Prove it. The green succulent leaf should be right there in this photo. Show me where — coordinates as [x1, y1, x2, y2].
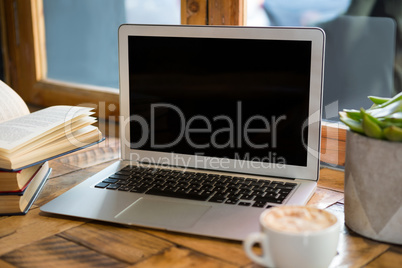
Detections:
[340, 117, 364, 134]
[383, 125, 402, 141]
[368, 95, 390, 105]
[341, 94, 402, 141]
[361, 109, 383, 139]
[343, 109, 362, 121]
[368, 99, 402, 118]
[383, 111, 402, 123]
[373, 91, 402, 109]
[339, 112, 364, 134]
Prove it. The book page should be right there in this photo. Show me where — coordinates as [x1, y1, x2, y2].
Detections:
[7, 116, 97, 157]
[0, 80, 30, 123]
[0, 106, 93, 152]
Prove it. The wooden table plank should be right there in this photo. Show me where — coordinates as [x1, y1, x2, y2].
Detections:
[366, 247, 402, 267]
[0, 208, 87, 256]
[1, 235, 126, 268]
[141, 229, 251, 266]
[0, 259, 16, 268]
[37, 160, 118, 207]
[318, 168, 345, 192]
[47, 160, 81, 178]
[131, 246, 239, 268]
[59, 223, 174, 264]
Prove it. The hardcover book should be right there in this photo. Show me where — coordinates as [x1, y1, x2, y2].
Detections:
[0, 162, 51, 215]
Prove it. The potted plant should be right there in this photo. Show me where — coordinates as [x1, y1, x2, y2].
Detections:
[340, 93, 402, 245]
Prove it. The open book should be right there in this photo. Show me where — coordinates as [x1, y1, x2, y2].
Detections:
[0, 80, 103, 171]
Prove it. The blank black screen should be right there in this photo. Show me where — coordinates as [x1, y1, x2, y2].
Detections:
[128, 35, 311, 166]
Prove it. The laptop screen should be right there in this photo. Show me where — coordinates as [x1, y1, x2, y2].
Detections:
[128, 35, 311, 167]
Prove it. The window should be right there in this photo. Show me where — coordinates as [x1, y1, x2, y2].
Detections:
[43, 0, 180, 90]
[247, 0, 398, 114]
[1, 0, 244, 117]
[1, 0, 180, 119]
[1, 0, 118, 120]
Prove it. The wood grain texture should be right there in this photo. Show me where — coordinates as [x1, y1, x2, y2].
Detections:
[181, 0, 208, 25]
[132, 246, 238, 268]
[47, 160, 80, 179]
[142, 229, 251, 266]
[34, 167, 98, 207]
[321, 137, 346, 166]
[2, 235, 126, 268]
[1, 0, 37, 100]
[0, 259, 16, 268]
[366, 247, 402, 267]
[322, 122, 347, 142]
[208, 0, 245, 25]
[59, 223, 174, 264]
[321, 122, 347, 166]
[0, 1, 11, 84]
[181, 0, 245, 25]
[37, 160, 119, 207]
[321, 136, 346, 152]
[0, 208, 86, 256]
[318, 168, 345, 192]
[33, 80, 120, 119]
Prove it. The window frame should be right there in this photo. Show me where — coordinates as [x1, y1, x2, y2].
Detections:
[0, 0, 119, 119]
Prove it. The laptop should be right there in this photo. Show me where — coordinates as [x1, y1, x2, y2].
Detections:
[41, 24, 325, 241]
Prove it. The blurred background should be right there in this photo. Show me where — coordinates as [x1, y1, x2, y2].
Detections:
[1, 0, 399, 122]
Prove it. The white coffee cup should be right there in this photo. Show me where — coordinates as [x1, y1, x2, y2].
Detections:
[243, 206, 339, 268]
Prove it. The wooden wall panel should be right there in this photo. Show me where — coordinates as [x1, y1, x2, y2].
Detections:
[208, 0, 245, 25]
[181, 0, 208, 25]
[181, 0, 245, 25]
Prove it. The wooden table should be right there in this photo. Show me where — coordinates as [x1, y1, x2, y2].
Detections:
[0, 137, 401, 267]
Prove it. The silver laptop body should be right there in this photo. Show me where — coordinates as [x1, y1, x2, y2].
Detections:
[41, 24, 325, 241]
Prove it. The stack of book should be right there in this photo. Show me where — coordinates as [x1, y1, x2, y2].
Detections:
[0, 80, 103, 215]
[0, 162, 50, 215]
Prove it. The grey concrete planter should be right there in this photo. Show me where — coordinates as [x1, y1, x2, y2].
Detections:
[344, 131, 402, 244]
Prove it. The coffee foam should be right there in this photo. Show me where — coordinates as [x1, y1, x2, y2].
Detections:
[263, 206, 337, 233]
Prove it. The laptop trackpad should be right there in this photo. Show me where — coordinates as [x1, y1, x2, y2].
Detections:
[115, 197, 211, 229]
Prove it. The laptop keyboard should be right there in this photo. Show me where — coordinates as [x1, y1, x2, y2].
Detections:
[94, 165, 297, 208]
